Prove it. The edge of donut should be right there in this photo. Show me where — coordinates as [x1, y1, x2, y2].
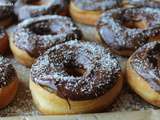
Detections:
[69, 1, 101, 26]
[9, 33, 35, 67]
[127, 57, 160, 107]
[96, 31, 133, 57]
[29, 74, 123, 114]
[0, 76, 18, 109]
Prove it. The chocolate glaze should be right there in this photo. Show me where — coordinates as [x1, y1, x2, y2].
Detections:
[0, 0, 14, 20]
[0, 56, 16, 88]
[13, 15, 82, 58]
[72, 0, 122, 11]
[127, 0, 160, 8]
[31, 40, 121, 101]
[130, 42, 160, 92]
[97, 7, 160, 56]
[14, 0, 69, 21]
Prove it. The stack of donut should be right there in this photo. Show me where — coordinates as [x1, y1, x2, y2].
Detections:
[0, 0, 159, 115]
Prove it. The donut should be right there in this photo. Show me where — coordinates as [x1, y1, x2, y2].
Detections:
[0, 0, 15, 27]
[122, 0, 160, 8]
[0, 28, 9, 54]
[10, 15, 82, 67]
[30, 40, 123, 114]
[0, 56, 18, 108]
[127, 41, 160, 107]
[14, 0, 69, 21]
[69, 0, 122, 25]
[96, 7, 160, 57]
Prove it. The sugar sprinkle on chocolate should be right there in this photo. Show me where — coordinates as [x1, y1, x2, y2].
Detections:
[31, 40, 121, 100]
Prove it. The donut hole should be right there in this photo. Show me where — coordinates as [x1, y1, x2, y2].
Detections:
[29, 20, 65, 35]
[147, 43, 160, 67]
[64, 67, 86, 77]
[64, 63, 86, 77]
[123, 20, 148, 29]
[29, 21, 52, 35]
[119, 15, 148, 29]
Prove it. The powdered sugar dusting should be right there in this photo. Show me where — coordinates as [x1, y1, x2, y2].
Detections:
[97, 7, 160, 55]
[0, 0, 14, 19]
[13, 15, 82, 57]
[131, 41, 160, 92]
[127, 0, 160, 7]
[14, 0, 68, 20]
[0, 56, 16, 88]
[73, 0, 122, 11]
[31, 40, 121, 100]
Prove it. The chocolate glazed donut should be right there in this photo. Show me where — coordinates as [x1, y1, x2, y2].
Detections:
[127, 41, 160, 107]
[10, 15, 82, 67]
[123, 0, 160, 8]
[14, 0, 69, 21]
[0, 56, 18, 108]
[0, 0, 15, 27]
[30, 40, 123, 114]
[96, 7, 160, 57]
[70, 0, 123, 25]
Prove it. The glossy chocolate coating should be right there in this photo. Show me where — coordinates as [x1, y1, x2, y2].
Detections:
[0, 56, 16, 88]
[14, 0, 69, 21]
[0, 0, 14, 20]
[97, 7, 160, 56]
[13, 15, 82, 58]
[72, 0, 122, 11]
[31, 40, 121, 100]
[130, 42, 160, 92]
